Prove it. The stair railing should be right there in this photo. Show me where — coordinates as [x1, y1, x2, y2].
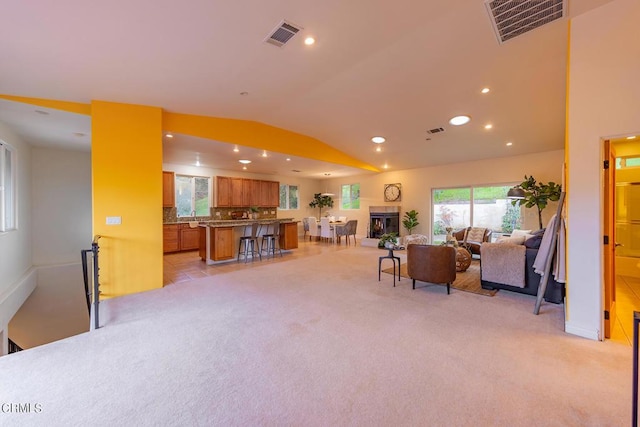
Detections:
[81, 235, 101, 330]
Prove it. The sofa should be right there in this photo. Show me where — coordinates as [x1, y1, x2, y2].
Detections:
[479, 230, 564, 303]
[453, 227, 492, 256]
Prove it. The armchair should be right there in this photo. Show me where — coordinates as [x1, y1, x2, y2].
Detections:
[453, 227, 492, 256]
[407, 244, 456, 294]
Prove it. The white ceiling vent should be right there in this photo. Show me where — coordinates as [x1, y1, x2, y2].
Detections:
[264, 20, 303, 48]
[485, 0, 566, 44]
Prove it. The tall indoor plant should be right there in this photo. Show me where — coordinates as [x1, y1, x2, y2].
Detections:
[509, 175, 562, 230]
[402, 209, 419, 235]
[308, 193, 334, 218]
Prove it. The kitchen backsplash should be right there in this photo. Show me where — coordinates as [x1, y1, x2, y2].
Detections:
[163, 207, 277, 223]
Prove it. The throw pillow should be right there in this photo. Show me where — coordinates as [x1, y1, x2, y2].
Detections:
[524, 234, 544, 249]
[511, 229, 532, 238]
[496, 235, 526, 245]
[465, 227, 486, 243]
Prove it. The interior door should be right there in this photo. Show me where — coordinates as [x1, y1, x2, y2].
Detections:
[604, 140, 617, 339]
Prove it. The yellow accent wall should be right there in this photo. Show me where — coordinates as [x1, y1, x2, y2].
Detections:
[163, 111, 379, 172]
[92, 101, 163, 298]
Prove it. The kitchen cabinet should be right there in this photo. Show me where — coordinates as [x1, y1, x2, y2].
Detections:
[230, 178, 244, 207]
[279, 222, 299, 250]
[213, 227, 234, 261]
[163, 171, 175, 207]
[180, 224, 200, 251]
[216, 176, 231, 207]
[216, 176, 279, 207]
[163, 224, 180, 253]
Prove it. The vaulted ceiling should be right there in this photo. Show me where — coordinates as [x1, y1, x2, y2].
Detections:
[0, 0, 613, 177]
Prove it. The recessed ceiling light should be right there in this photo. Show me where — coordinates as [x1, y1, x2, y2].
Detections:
[371, 136, 386, 144]
[240, 92, 249, 96]
[195, 160, 201, 167]
[484, 124, 493, 130]
[261, 150, 268, 157]
[383, 164, 389, 169]
[375, 146, 382, 152]
[165, 133, 173, 138]
[239, 159, 251, 164]
[286, 158, 291, 161]
[481, 87, 490, 94]
[627, 136, 637, 140]
[34, 110, 49, 115]
[304, 37, 315, 45]
[233, 145, 239, 152]
[242, 166, 247, 170]
[506, 142, 513, 146]
[449, 115, 471, 126]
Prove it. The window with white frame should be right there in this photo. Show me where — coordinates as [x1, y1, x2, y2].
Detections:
[341, 183, 360, 209]
[279, 184, 299, 210]
[175, 175, 210, 217]
[0, 141, 16, 232]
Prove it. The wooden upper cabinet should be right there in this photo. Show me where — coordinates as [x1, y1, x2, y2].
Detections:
[259, 180, 270, 207]
[163, 171, 175, 207]
[243, 179, 258, 207]
[230, 178, 244, 207]
[269, 181, 280, 207]
[216, 176, 231, 207]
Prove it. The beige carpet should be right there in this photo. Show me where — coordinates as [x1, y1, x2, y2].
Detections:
[382, 259, 497, 296]
[0, 245, 631, 426]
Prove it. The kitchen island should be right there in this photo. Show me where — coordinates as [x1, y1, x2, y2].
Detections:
[199, 219, 299, 264]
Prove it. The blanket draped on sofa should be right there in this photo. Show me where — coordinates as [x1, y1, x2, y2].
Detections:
[479, 243, 526, 288]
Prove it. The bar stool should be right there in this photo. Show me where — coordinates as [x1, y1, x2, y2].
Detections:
[237, 222, 261, 263]
[260, 221, 282, 258]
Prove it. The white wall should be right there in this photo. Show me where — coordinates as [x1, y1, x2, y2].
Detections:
[32, 148, 92, 265]
[0, 122, 33, 354]
[324, 150, 564, 239]
[567, 0, 640, 339]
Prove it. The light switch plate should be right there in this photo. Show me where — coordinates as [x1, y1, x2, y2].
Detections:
[106, 216, 122, 225]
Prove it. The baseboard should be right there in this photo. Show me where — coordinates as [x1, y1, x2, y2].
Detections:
[565, 321, 600, 341]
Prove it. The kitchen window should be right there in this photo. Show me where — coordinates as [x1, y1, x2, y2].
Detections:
[0, 141, 16, 232]
[279, 184, 298, 210]
[175, 175, 210, 217]
[341, 183, 360, 209]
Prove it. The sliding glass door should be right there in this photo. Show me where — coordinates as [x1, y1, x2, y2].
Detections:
[432, 184, 520, 244]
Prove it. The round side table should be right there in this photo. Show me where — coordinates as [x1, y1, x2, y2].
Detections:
[455, 247, 472, 272]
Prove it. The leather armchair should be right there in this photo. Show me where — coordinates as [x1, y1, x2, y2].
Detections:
[407, 244, 456, 294]
[453, 227, 492, 256]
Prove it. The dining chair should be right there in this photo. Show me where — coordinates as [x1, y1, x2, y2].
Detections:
[302, 217, 310, 239]
[308, 217, 321, 241]
[320, 217, 333, 242]
[336, 219, 357, 245]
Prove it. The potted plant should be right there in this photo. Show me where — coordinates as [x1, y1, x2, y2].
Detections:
[308, 193, 334, 218]
[250, 206, 260, 219]
[402, 209, 419, 235]
[378, 232, 399, 249]
[509, 175, 562, 230]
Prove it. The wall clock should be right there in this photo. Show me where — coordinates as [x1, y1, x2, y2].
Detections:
[384, 183, 402, 202]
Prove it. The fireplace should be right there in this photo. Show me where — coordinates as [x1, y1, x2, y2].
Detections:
[369, 206, 400, 238]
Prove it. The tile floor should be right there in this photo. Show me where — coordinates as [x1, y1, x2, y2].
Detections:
[610, 275, 640, 346]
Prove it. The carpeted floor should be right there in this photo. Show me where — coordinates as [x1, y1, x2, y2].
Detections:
[0, 245, 631, 426]
[382, 259, 497, 296]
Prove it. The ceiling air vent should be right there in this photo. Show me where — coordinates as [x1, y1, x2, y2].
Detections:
[264, 20, 303, 48]
[426, 127, 445, 135]
[485, 0, 566, 44]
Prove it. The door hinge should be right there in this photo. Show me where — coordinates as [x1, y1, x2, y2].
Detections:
[604, 310, 610, 320]
[604, 160, 610, 169]
[604, 235, 609, 245]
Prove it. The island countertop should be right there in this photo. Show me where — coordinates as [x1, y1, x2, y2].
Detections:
[197, 218, 297, 227]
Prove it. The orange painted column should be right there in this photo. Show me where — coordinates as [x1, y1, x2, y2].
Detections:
[91, 101, 163, 298]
